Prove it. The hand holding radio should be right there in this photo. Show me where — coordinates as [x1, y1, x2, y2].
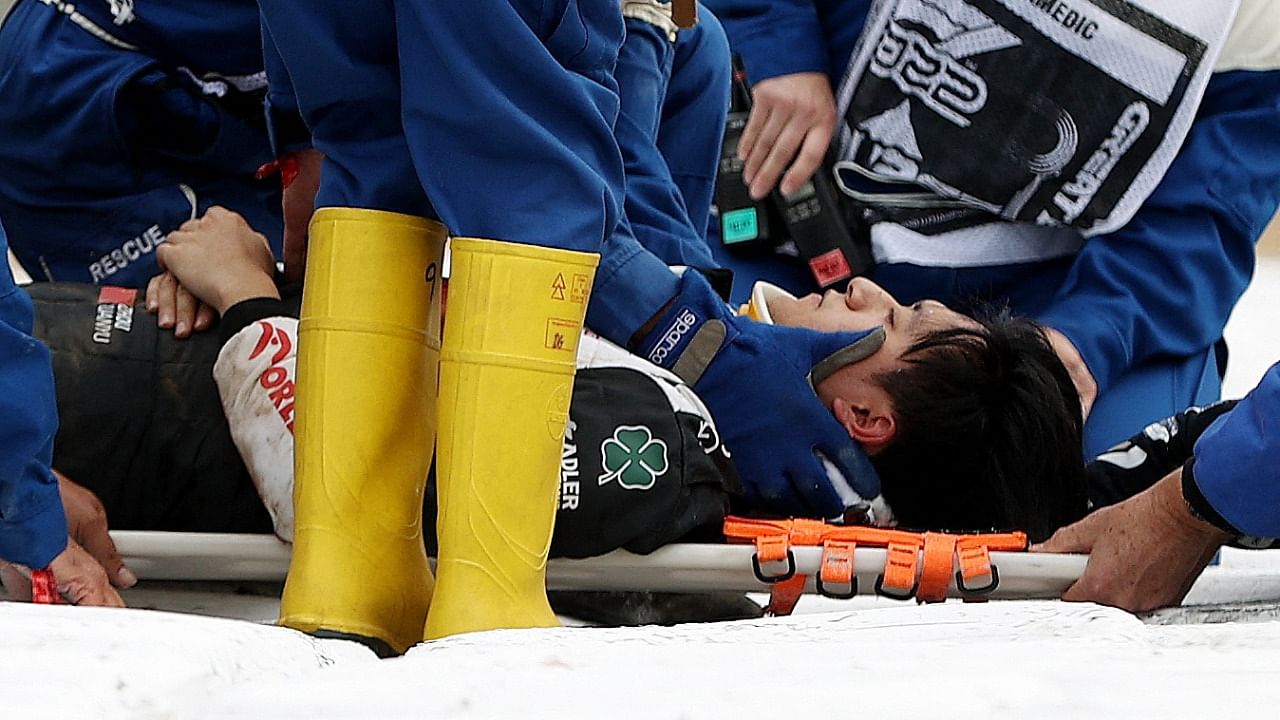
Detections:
[739, 72, 837, 201]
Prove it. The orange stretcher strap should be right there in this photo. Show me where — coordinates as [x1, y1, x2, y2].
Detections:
[724, 516, 1028, 608]
[754, 534, 790, 564]
[876, 541, 919, 599]
[765, 574, 807, 617]
[817, 540, 857, 599]
[956, 543, 998, 595]
[917, 533, 957, 603]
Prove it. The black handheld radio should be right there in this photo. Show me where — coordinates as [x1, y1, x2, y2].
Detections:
[773, 171, 874, 291]
[715, 61, 775, 249]
[714, 58, 873, 291]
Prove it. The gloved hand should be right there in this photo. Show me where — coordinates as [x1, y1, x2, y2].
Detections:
[1087, 400, 1238, 509]
[635, 271, 884, 518]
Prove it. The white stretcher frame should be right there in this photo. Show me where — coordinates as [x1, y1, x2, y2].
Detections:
[110, 531, 1280, 606]
[112, 530, 1088, 599]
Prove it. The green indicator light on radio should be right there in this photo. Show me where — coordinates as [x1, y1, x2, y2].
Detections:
[722, 208, 759, 244]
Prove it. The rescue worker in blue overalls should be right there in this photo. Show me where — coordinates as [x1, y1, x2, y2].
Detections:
[0, 0, 282, 287]
[1041, 360, 1280, 612]
[703, 0, 1280, 456]
[256, 0, 885, 654]
[0, 217, 126, 607]
[615, 1, 730, 269]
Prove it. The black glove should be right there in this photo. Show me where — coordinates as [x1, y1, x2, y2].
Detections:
[1086, 400, 1237, 508]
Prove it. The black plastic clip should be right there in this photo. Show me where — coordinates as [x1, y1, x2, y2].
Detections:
[873, 574, 917, 601]
[752, 550, 797, 584]
[956, 565, 1000, 596]
[816, 574, 858, 599]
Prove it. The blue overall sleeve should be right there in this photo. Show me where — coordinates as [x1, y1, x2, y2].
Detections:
[0, 223, 67, 568]
[1187, 362, 1280, 538]
[615, 11, 720, 268]
[1037, 70, 1280, 394]
[259, 17, 310, 156]
[700, 0, 827, 81]
[114, 48, 275, 176]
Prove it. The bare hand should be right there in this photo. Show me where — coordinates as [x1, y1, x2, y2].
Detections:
[55, 470, 136, 590]
[281, 149, 323, 283]
[0, 472, 131, 607]
[741, 72, 837, 200]
[145, 271, 216, 339]
[1034, 469, 1229, 612]
[1044, 327, 1098, 419]
[46, 540, 127, 607]
[153, 206, 280, 316]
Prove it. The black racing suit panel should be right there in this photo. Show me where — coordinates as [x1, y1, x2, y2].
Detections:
[30, 282, 274, 533]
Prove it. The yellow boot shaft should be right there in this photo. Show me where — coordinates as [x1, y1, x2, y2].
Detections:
[280, 207, 444, 655]
[425, 238, 598, 640]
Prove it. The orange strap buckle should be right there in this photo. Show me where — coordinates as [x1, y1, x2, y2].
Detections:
[917, 533, 957, 603]
[817, 540, 857, 599]
[751, 534, 796, 583]
[956, 542, 999, 596]
[875, 541, 920, 599]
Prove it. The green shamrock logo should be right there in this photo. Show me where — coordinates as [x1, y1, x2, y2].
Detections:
[599, 425, 669, 491]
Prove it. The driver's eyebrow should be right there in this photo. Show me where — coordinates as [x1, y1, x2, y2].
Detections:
[907, 301, 926, 334]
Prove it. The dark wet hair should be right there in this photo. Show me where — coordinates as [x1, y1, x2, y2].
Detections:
[869, 310, 1089, 543]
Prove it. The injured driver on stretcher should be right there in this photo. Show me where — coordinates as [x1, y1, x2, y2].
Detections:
[23, 207, 1111, 565]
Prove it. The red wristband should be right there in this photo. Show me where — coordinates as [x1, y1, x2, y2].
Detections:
[31, 568, 61, 604]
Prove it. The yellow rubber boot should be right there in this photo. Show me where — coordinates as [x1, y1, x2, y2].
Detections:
[279, 208, 446, 657]
[424, 238, 598, 640]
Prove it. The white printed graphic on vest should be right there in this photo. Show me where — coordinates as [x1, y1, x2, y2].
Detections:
[107, 0, 136, 26]
[835, 0, 1239, 237]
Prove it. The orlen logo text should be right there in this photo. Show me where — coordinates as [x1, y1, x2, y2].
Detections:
[870, 20, 987, 127]
[249, 321, 295, 433]
[647, 308, 699, 367]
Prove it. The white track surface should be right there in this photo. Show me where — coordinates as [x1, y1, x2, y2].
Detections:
[6, 594, 1280, 719]
[3, 548, 1280, 717]
[0, 258, 1276, 716]
[1223, 255, 1280, 397]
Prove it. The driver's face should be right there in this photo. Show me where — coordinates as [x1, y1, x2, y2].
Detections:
[761, 277, 981, 455]
[766, 277, 976, 363]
